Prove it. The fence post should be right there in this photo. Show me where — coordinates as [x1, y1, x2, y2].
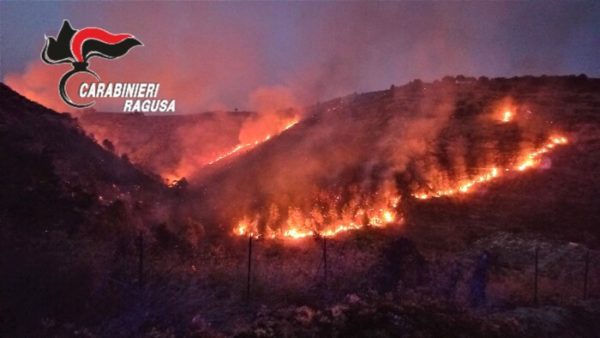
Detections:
[583, 250, 590, 300]
[323, 237, 328, 287]
[138, 231, 144, 288]
[246, 236, 253, 301]
[534, 246, 539, 305]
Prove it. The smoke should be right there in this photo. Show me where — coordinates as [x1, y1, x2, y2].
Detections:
[4, 3, 308, 183]
[1, 1, 592, 238]
[4, 3, 266, 113]
[180, 74, 581, 239]
[4, 62, 74, 113]
[77, 86, 301, 181]
[240, 86, 300, 144]
[4, 2, 598, 115]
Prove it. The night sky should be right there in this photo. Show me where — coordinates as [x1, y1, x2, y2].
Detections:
[1, 1, 598, 113]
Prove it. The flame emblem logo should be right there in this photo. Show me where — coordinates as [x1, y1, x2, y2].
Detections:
[41, 20, 142, 108]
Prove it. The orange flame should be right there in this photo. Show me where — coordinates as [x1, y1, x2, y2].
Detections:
[208, 119, 298, 165]
[233, 187, 402, 240]
[502, 110, 513, 122]
[233, 134, 568, 240]
[159, 118, 299, 183]
[229, 101, 568, 241]
[163, 173, 183, 187]
[414, 135, 568, 200]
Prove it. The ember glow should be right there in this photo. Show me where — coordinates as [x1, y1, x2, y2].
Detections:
[233, 132, 568, 240]
[413, 167, 500, 200]
[160, 118, 299, 183]
[164, 174, 183, 187]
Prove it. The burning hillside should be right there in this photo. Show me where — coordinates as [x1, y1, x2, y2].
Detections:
[2, 75, 600, 338]
[232, 134, 569, 240]
[206, 118, 299, 166]
[78, 110, 249, 181]
[69, 75, 600, 247]
[176, 76, 590, 243]
[412, 135, 568, 200]
[2, 0, 599, 335]
[78, 107, 300, 184]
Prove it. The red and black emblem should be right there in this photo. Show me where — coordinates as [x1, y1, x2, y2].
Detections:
[41, 20, 142, 108]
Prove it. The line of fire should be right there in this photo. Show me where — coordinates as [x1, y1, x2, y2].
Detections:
[2, 2, 599, 335]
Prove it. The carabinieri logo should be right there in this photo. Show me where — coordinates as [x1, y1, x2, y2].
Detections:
[41, 20, 142, 108]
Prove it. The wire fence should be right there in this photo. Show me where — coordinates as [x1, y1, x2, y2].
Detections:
[125, 233, 598, 309]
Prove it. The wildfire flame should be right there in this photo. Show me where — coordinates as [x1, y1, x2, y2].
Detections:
[502, 110, 513, 123]
[160, 119, 299, 184]
[413, 135, 568, 200]
[234, 134, 568, 240]
[233, 189, 402, 240]
[221, 102, 569, 241]
[208, 119, 298, 165]
[164, 174, 184, 187]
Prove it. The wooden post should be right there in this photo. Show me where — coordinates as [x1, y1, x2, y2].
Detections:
[534, 246, 539, 305]
[323, 237, 328, 287]
[138, 231, 144, 288]
[246, 236, 253, 300]
[583, 250, 590, 299]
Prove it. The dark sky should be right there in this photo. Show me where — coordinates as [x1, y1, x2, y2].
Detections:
[1, 1, 598, 112]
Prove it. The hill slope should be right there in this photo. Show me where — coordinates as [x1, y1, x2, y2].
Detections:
[186, 76, 600, 245]
[77, 110, 252, 182]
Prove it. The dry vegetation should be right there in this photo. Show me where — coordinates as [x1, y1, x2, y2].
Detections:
[1, 75, 600, 337]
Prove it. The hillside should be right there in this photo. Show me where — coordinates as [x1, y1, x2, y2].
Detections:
[0, 83, 179, 337]
[78, 110, 252, 183]
[185, 75, 600, 246]
[2, 76, 600, 337]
